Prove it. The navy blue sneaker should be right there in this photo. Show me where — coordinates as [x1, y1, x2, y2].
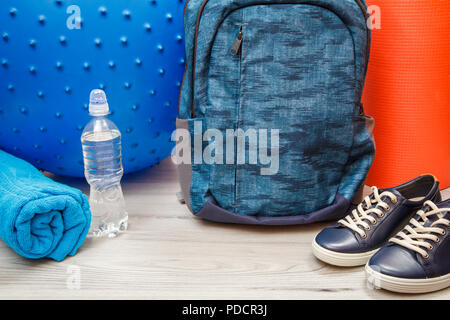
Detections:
[312, 175, 441, 266]
[366, 199, 450, 293]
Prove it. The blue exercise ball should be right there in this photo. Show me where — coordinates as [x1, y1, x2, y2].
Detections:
[0, 0, 185, 177]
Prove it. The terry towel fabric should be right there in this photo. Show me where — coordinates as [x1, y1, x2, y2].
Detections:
[0, 150, 91, 261]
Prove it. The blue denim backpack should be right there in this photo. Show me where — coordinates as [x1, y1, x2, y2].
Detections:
[177, 0, 375, 225]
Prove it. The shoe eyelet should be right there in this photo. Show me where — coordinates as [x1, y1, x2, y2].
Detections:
[441, 230, 446, 236]
[423, 254, 429, 259]
[385, 205, 390, 211]
[434, 237, 440, 243]
[391, 198, 398, 204]
[429, 245, 433, 250]
[365, 226, 371, 231]
[379, 213, 385, 218]
[371, 220, 377, 225]
[361, 233, 367, 239]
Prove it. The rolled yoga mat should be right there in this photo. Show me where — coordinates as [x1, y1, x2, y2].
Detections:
[363, 0, 450, 189]
[0, 150, 90, 261]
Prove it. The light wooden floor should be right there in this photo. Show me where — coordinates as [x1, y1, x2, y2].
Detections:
[0, 158, 448, 300]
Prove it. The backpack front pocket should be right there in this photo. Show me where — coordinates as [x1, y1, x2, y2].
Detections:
[203, 4, 358, 217]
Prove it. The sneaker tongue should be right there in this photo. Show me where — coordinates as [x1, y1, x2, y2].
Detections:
[378, 188, 404, 203]
[423, 210, 438, 227]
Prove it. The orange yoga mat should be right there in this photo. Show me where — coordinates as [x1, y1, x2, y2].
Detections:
[363, 0, 450, 189]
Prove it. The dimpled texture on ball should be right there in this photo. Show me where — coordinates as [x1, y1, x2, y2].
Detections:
[0, 0, 186, 177]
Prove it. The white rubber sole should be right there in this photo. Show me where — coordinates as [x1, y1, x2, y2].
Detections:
[312, 238, 378, 267]
[366, 264, 450, 294]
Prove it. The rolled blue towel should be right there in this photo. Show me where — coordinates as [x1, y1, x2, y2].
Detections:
[0, 150, 91, 261]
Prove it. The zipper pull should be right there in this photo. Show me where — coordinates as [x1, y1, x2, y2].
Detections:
[230, 27, 243, 56]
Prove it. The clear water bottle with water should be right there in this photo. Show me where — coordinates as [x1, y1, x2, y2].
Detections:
[81, 89, 128, 238]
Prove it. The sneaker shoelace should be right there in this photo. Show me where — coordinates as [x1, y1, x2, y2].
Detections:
[338, 186, 398, 239]
[390, 200, 449, 259]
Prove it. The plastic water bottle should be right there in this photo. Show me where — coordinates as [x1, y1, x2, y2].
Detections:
[81, 89, 128, 238]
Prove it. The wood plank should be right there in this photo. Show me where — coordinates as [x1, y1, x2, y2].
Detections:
[0, 158, 448, 299]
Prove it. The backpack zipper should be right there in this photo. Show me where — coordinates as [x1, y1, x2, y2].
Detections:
[233, 25, 244, 210]
[182, 0, 370, 118]
[230, 27, 243, 56]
